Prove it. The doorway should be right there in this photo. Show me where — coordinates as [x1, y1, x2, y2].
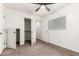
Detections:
[36, 20, 42, 41]
[36, 18, 48, 43]
[16, 29, 20, 46]
[24, 18, 31, 45]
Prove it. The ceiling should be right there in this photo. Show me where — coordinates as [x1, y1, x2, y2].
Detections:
[4, 3, 71, 16]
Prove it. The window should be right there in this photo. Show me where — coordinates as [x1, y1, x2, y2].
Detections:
[48, 16, 66, 30]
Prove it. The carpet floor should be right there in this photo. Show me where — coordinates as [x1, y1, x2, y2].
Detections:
[1, 40, 79, 56]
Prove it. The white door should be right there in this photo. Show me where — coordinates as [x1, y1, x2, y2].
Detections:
[0, 4, 6, 54]
[0, 27, 5, 54]
[0, 15, 5, 54]
[7, 28, 16, 49]
[42, 17, 48, 42]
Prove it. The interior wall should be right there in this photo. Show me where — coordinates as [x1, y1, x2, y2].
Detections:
[31, 15, 45, 44]
[31, 15, 37, 44]
[4, 8, 31, 45]
[36, 16, 48, 43]
[36, 16, 42, 40]
[47, 4, 79, 52]
[36, 20, 42, 40]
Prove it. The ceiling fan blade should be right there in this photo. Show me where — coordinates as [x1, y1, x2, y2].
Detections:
[33, 3, 43, 5]
[32, 3, 55, 5]
[45, 5, 50, 11]
[35, 5, 41, 11]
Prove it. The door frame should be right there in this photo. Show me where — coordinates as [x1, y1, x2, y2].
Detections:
[24, 18, 32, 45]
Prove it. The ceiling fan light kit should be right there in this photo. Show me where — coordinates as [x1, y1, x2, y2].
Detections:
[32, 3, 55, 12]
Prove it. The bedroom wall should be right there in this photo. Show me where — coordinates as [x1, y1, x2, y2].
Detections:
[47, 4, 79, 52]
[4, 8, 31, 45]
[36, 16, 42, 40]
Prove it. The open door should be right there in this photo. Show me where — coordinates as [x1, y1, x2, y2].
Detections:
[0, 4, 6, 54]
[7, 28, 16, 49]
[0, 22, 5, 54]
[42, 18, 48, 42]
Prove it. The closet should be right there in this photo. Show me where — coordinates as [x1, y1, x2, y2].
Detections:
[24, 18, 31, 45]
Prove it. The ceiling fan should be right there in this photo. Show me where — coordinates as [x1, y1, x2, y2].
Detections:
[32, 3, 55, 12]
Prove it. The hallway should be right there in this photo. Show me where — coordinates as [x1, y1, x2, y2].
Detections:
[1, 40, 79, 56]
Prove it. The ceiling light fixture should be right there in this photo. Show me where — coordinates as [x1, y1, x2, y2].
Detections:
[41, 5, 45, 8]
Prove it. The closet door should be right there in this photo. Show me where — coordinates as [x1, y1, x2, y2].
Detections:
[7, 28, 16, 49]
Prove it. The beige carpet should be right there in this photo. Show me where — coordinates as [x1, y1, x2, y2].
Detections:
[1, 40, 79, 56]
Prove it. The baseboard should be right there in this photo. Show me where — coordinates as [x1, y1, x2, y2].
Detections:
[38, 39, 79, 56]
[38, 39, 49, 43]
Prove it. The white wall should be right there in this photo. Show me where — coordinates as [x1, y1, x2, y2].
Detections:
[36, 16, 42, 40]
[31, 15, 37, 44]
[47, 4, 79, 52]
[4, 8, 31, 45]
